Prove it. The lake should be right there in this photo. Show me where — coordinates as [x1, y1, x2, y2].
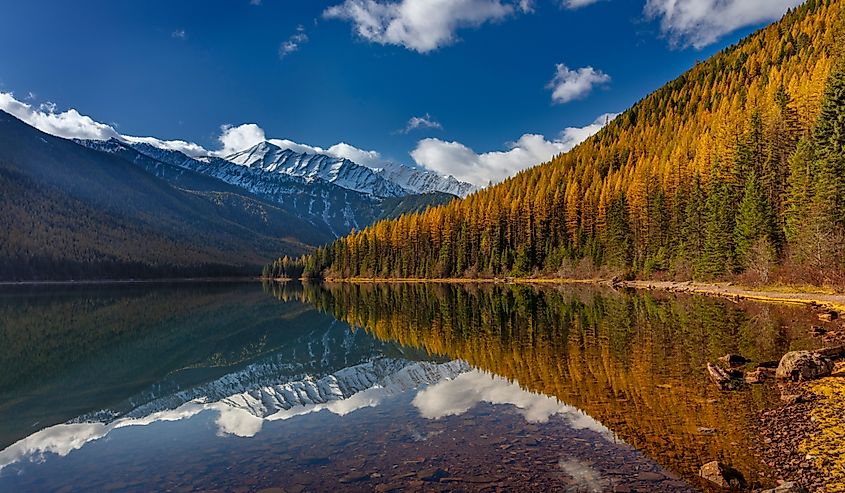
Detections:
[0, 281, 823, 492]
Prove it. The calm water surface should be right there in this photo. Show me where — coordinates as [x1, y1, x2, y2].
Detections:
[0, 282, 823, 492]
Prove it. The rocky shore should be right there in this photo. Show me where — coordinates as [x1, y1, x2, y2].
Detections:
[701, 306, 845, 492]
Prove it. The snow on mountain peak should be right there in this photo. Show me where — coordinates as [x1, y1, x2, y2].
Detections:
[223, 141, 477, 198]
[223, 141, 409, 198]
[375, 162, 477, 198]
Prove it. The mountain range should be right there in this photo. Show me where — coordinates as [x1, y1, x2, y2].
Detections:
[0, 110, 469, 281]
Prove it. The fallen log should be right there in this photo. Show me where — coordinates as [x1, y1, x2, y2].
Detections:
[707, 362, 742, 391]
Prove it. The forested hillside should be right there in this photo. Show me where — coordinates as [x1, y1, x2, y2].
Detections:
[309, 0, 845, 285]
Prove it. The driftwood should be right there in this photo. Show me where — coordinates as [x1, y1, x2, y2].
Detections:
[707, 362, 742, 391]
[718, 353, 750, 366]
[816, 344, 845, 359]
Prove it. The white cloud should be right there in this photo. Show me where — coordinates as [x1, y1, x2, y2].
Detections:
[171, 29, 187, 40]
[122, 135, 210, 157]
[399, 113, 443, 134]
[562, 0, 602, 8]
[412, 134, 560, 186]
[644, 0, 803, 49]
[268, 138, 325, 155]
[280, 25, 309, 58]
[410, 112, 617, 186]
[0, 93, 386, 164]
[0, 401, 211, 473]
[325, 142, 385, 167]
[558, 112, 617, 149]
[0, 91, 211, 157]
[215, 122, 388, 167]
[323, 0, 525, 53]
[518, 0, 535, 12]
[546, 64, 610, 104]
[0, 91, 120, 140]
[217, 123, 267, 155]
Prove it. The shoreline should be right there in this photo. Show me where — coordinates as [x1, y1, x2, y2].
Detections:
[21, 274, 842, 313]
[317, 277, 845, 312]
[0, 277, 258, 287]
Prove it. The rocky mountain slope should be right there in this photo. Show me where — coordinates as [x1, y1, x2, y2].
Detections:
[0, 111, 325, 280]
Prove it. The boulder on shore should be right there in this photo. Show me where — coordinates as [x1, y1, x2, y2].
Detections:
[775, 351, 834, 382]
[699, 461, 746, 489]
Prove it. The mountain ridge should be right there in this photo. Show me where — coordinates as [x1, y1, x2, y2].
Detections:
[224, 141, 410, 198]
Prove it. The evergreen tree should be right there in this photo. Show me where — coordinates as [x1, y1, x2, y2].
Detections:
[604, 194, 632, 270]
[700, 182, 735, 278]
[784, 138, 815, 243]
[734, 171, 774, 269]
[681, 176, 706, 265]
[811, 62, 845, 227]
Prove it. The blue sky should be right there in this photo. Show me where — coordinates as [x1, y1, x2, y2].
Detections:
[0, 0, 803, 185]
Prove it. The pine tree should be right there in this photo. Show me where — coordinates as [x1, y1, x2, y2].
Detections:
[604, 194, 632, 270]
[784, 138, 815, 243]
[700, 181, 735, 278]
[811, 62, 845, 227]
[734, 171, 773, 269]
[681, 176, 706, 265]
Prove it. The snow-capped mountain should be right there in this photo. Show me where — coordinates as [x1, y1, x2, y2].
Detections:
[123, 141, 387, 237]
[223, 141, 477, 198]
[375, 162, 477, 198]
[224, 141, 409, 198]
[74, 138, 458, 238]
[128, 142, 455, 234]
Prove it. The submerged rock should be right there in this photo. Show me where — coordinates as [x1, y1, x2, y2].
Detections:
[776, 351, 834, 382]
[745, 369, 773, 384]
[817, 311, 838, 322]
[416, 468, 447, 482]
[780, 393, 811, 405]
[761, 481, 807, 493]
[699, 461, 746, 489]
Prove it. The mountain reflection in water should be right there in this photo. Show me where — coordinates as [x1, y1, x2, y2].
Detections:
[0, 282, 822, 491]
